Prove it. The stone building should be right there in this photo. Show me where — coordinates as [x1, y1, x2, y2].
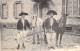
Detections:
[0, 0, 62, 49]
[0, 0, 62, 29]
[62, 0, 80, 32]
[0, 0, 35, 29]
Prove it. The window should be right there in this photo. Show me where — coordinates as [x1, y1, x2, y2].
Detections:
[62, 0, 66, 14]
[13, 1, 22, 19]
[0, 5, 2, 18]
[62, 0, 80, 16]
[66, 0, 73, 15]
[73, 0, 78, 15]
[62, 7, 65, 14]
[1, 3, 8, 19]
[78, 0, 80, 15]
[66, 27, 72, 30]
[62, 0, 65, 6]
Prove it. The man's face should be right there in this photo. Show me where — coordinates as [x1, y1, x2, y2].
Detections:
[49, 13, 54, 18]
[22, 15, 26, 19]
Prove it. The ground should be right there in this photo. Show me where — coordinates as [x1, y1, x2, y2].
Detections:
[0, 29, 80, 51]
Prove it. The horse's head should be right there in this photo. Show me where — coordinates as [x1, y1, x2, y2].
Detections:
[31, 14, 37, 20]
[62, 14, 69, 17]
[58, 13, 70, 27]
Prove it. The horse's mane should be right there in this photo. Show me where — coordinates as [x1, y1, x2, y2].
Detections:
[58, 16, 63, 25]
[58, 15, 67, 27]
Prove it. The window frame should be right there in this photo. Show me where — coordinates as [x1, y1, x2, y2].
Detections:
[1, 2, 8, 19]
[78, 0, 80, 17]
[13, 1, 23, 19]
[62, 0, 66, 14]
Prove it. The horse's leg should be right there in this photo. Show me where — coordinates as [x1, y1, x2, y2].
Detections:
[59, 33, 63, 46]
[44, 29, 48, 44]
[37, 28, 40, 44]
[32, 28, 35, 44]
[33, 33, 35, 44]
[56, 33, 59, 46]
[37, 33, 40, 44]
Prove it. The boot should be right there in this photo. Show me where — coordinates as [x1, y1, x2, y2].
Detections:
[37, 34, 40, 44]
[17, 44, 20, 49]
[22, 43, 25, 49]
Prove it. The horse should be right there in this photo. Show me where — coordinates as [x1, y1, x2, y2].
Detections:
[43, 14, 69, 47]
[30, 15, 44, 44]
[55, 14, 69, 47]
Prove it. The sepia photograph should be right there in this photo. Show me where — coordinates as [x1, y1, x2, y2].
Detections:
[0, 0, 80, 51]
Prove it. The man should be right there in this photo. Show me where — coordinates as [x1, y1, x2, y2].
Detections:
[17, 12, 30, 49]
[43, 10, 58, 49]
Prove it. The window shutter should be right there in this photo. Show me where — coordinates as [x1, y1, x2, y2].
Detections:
[62, 0, 66, 14]
[6, 4, 8, 18]
[13, 3, 16, 18]
[1, 3, 8, 19]
[0, 4, 2, 18]
[13, 1, 22, 19]
[21, 2, 23, 12]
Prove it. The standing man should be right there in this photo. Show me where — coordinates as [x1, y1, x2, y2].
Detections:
[43, 10, 58, 49]
[17, 12, 30, 49]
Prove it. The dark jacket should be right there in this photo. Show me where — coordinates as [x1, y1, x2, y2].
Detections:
[43, 18, 59, 32]
[17, 19, 30, 30]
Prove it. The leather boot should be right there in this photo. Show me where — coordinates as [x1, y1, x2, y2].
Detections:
[22, 43, 25, 49]
[17, 44, 20, 49]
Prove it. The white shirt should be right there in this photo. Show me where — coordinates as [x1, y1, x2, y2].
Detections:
[21, 18, 25, 28]
[50, 18, 53, 27]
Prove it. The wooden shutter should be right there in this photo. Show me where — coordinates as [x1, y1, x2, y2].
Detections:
[2, 3, 8, 19]
[0, 4, 2, 18]
[73, 0, 78, 15]
[13, 3, 16, 18]
[62, 0, 66, 14]
[13, 1, 22, 19]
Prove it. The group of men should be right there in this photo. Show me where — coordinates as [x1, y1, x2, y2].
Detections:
[16, 10, 59, 49]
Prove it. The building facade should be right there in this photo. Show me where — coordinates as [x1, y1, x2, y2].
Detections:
[0, 0, 62, 29]
[0, 0, 35, 29]
[62, 0, 80, 32]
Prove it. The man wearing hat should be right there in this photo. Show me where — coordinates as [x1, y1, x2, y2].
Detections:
[43, 10, 58, 49]
[17, 12, 30, 49]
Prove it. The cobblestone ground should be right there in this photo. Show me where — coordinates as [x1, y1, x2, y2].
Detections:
[1, 29, 80, 51]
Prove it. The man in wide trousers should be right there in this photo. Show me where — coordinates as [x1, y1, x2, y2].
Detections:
[17, 12, 30, 49]
[43, 10, 58, 49]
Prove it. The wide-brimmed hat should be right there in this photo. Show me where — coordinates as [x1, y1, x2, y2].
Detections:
[19, 12, 28, 16]
[47, 10, 57, 15]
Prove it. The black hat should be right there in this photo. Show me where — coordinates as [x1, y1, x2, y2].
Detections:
[47, 10, 57, 15]
[19, 12, 28, 16]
